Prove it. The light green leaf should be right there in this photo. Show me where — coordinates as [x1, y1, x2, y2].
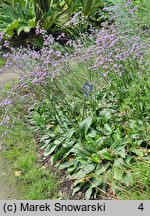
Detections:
[86, 128, 97, 138]
[62, 140, 74, 148]
[81, 0, 104, 16]
[95, 136, 106, 146]
[79, 116, 92, 138]
[75, 163, 96, 180]
[91, 153, 100, 163]
[103, 124, 112, 135]
[67, 165, 76, 174]
[114, 168, 124, 180]
[59, 161, 74, 169]
[52, 148, 68, 164]
[72, 186, 81, 196]
[54, 140, 61, 145]
[28, 18, 36, 28]
[44, 144, 57, 157]
[113, 158, 126, 167]
[115, 146, 126, 158]
[43, 13, 58, 30]
[66, 129, 75, 139]
[85, 186, 93, 200]
[91, 177, 102, 187]
[100, 110, 111, 122]
[130, 148, 144, 157]
[5, 19, 20, 36]
[99, 148, 115, 161]
[123, 171, 133, 186]
[95, 163, 110, 175]
[64, 0, 73, 5]
[40, 139, 52, 149]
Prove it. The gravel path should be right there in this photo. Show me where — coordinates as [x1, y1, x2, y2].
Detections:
[0, 70, 19, 87]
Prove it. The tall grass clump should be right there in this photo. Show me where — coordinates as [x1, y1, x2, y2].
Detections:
[0, 1, 149, 199]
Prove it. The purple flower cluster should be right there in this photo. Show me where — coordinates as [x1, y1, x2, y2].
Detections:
[35, 25, 46, 36]
[1, 30, 64, 86]
[1, 1, 148, 92]
[0, 96, 12, 108]
[72, 22, 146, 80]
[0, 114, 10, 126]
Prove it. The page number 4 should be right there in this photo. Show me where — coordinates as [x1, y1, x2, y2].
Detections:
[138, 203, 144, 211]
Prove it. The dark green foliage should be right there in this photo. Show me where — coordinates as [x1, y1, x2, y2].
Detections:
[0, 0, 108, 39]
[0, 0, 36, 37]
[28, 58, 150, 199]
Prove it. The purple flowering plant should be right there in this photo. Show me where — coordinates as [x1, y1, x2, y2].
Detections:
[0, 1, 150, 199]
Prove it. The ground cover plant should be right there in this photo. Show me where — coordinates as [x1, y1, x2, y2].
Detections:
[0, 0, 150, 199]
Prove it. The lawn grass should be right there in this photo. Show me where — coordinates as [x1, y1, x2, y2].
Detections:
[0, 120, 60, 199]
[0, 85, 60, 200]
[116, 162, 150, 200]
[0, 57, 5, 67]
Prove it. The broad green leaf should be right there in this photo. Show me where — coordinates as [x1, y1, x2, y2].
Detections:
[44, 144, 58, 157]
[28, 18, 36, 28]
[66, 129, 75, 139]
[5, 19, 20, 36]
[59, 161, 75, 169]
[99, 148, 115, 161]
[40, 139, 52, 149]
[123, 171, 133, 186]
[17, 25, 30, 35]
[114, 168, 124, 180]
[71, 143, 92, 156]
[43, 13, 58, 30]
[95, 163, 110, 175]
[115, 146, 126, 158]
[72, 186, 81, 196]
[125, 156, 132, 165]
[81, 0, 104, 16]
[75, 163, 96, 180]
[67, 0, 81, 14]
[85, 186, 93, 200]
[113, 158, 126, 167]
[67, 165, 77, 174]
[40, 135, 51, 141]
[86, 128, 97, 138]
[103, 124, 112, 135]
[77, 157, 89, 164]
[91, 177, 102, 187]
[73, 178, 81, 187]
[95, 136, 106, 146]
[130, 148, 144, 157]
[79, 116, 92, 138]
[52, 147, 69, 164]
[91, 153, 100, 163]
[100, 110, 111, 123]
[54, 140, 61, 145]
[62, 140, 75, 148]
[112, 128, 122, 144]
[65, 0, 73, 5]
